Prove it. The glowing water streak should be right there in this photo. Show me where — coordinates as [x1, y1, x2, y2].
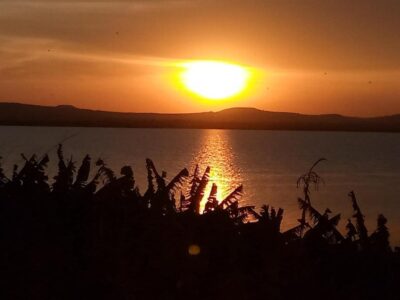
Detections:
[190, 130, 242, 212]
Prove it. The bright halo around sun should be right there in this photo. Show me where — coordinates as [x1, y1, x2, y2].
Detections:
[180, 61, 250, 100]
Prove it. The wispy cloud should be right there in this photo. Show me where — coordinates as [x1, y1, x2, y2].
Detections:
[0, 34, 186, 82]
[0, 0, 197, 10]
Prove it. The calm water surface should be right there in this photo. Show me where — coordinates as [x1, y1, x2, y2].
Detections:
[1, 126, 400, 245]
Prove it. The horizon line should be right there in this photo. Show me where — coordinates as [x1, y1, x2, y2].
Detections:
[1, 101, 400, 119]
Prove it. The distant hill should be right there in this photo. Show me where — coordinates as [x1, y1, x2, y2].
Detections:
[1, 102, 400, 132]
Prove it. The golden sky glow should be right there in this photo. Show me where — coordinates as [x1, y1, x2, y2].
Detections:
[0, 0, 400, 116]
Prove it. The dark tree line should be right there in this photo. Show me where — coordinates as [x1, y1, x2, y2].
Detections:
[0, 146, 399, 300]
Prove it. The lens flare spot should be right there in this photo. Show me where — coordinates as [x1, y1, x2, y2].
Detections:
[188, 244, 201, 256]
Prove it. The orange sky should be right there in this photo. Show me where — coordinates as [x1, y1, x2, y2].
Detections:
[0, 0, 399, 116]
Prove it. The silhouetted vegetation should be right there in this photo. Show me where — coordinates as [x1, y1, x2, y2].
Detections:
[1, 147, 399, 300]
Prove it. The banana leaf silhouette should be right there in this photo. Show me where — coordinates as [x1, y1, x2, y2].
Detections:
[53, 144, 75, 192]
[348, 191, 369, 248]
[298, 198, 344, 243]
[219, 185, 243, 209]
[346, 219, 357, 241]
[188, 166, 210, 214]
[189, 164, 201, 199]
[257, 205, 284, 233]
[73, 154, 91, 188]
[0, 146, 396, 300]
[0, 157, 7, 185]
[204, 183, 219, 213]
[145, 158, 188, 213]
[370, 214, 390, 252]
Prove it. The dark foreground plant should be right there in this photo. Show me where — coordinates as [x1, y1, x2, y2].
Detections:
[0, 147, 399, 300]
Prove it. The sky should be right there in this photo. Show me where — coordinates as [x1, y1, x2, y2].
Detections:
[0, 0, 399, 116]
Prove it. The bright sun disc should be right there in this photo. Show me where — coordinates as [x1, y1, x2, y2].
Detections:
[180, 61, 250, 100]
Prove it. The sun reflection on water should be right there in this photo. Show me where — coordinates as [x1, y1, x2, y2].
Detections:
[190, 130, 242, 212]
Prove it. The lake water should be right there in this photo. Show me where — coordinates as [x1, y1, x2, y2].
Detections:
[1, 126, 400, 245]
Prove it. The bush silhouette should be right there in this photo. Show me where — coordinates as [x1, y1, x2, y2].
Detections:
[0, 147, 399, 300]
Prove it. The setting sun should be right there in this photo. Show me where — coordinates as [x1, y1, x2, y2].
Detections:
[180, 61, 250, 100]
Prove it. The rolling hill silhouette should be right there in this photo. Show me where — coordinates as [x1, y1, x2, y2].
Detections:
[1, 102, 400, 132]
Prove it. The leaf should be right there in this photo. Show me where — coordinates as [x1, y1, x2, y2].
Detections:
[298, 198, 321, 224]
[166, 168, 189, 193]
[348, 191, 369, 245]
[38, 154, 49, 171]
[74, 155, 91, 188]
[329, 214, 341, 227]
[96, 158, 115, 184]
[189, 166, 210, 214]
[219, 185, 243, 209]
[146, 158, 165, 190]
[121, 165, 133, 178]
[189, 165, 201, 197]
[204, 183, 219, 213]
[145, 158, 155, 196]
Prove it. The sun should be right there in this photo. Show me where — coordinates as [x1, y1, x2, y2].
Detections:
[180, 61, 250, 100]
